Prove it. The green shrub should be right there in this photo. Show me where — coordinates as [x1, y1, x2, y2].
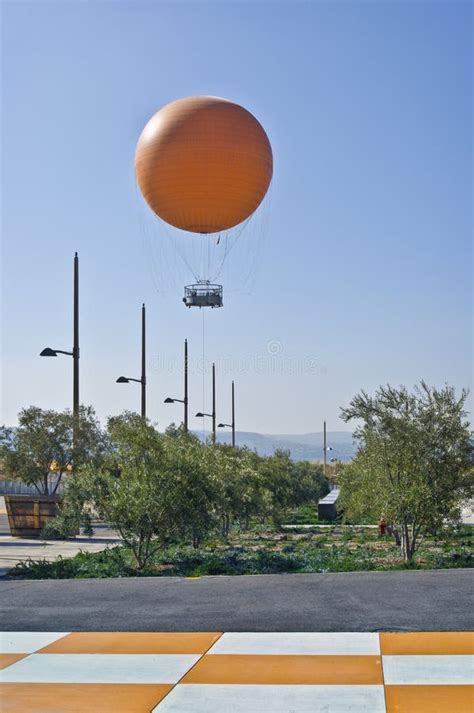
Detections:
[40, 518, 78, 541]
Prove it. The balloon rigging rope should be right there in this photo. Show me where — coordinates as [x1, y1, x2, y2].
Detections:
[207, 234, 211, 280]
[202, 307, 206, 439]
[137, 181, 272, 294]
[159, 219, 200, 283]
[210, 216, 253, 282]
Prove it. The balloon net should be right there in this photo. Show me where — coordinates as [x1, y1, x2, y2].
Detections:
[135, 181, 273, 301]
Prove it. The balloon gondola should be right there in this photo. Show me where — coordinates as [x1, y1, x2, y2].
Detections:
[135, 96, 273, 307]
[183, 282, 223, 309]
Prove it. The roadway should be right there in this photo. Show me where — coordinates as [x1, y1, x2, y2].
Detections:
[1, 569, 472, 632]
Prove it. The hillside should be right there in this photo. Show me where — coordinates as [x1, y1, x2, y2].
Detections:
[194, 430, 356, 461]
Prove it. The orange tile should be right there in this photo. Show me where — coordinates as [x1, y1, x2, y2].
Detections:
[380, 632, 474, 655]
[385, 685, 474, 713]
[0, 683, 173, 713]
[38, 631, 222, 654]
[0, 654, 28, 671]
[182, 654, 383, 684]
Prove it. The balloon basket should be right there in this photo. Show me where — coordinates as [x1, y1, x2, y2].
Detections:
[183, 282, 223, 308]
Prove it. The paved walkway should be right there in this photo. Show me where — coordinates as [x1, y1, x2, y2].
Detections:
[0, 529, 121, 577]
[462, 502, 474, 525]
[1, 631, 473, 711]
[0, 496, 120, 576]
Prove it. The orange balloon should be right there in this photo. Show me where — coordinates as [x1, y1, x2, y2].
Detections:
[135, 96, 273, 233]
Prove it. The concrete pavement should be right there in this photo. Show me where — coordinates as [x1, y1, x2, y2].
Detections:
[1, 569, 473, 632]
[0, 496, 120, 576]
[0, 530, 121, 577]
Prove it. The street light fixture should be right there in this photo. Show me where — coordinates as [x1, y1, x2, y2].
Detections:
[40, 348, 74, 357]
[164, 339, 189, 431]
[40, 252, 80, 454]
[195, 362, 216, 443]
[116, 303, 146, 419]
[217, 380, 235, 447]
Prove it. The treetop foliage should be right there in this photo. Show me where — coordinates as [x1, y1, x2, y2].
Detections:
[340, 381, 473, 560]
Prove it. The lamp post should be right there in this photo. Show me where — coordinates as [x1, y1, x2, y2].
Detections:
[141, 301, 146, 418]
[40, 252, 80, 453]
[164, 339, 189, 431]
[195, 362, 216, 443]
[323, 420, 334, 480]
[218, 380, 235, 447]
[323, 420, 327, 476]
[116, 303, 146, 419]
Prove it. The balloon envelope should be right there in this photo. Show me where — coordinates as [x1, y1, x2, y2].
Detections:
[135, 96, 273, 233]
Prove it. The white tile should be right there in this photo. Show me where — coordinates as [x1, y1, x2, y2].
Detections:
[152, 684, 386, 713]
[0, 653, 200, 684]
[208, 632, 380, 655]
[382, 655, 474, 685]
[0, 632, 70, 653]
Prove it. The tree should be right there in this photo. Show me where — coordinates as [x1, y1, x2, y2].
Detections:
[75, 412, 177, 571]
[258, 451, 328, 527]
[74, 414, 223, 568]
[291, 460, 328, 507]
[340, 382, 473, 561]
[215, 445, 266, 534]
[164, 427, 221, 549]
[0, 405, 104, 494]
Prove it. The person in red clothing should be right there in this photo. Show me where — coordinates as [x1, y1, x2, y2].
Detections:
[378, 516, 387, 536]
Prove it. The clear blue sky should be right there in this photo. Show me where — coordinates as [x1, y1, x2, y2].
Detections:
[2, 1, 472, 433]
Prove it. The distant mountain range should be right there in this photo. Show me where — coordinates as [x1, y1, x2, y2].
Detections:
[1, 425, 356, 463]
[194, 430, 357, 462]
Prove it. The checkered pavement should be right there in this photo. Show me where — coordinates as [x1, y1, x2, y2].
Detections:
[0, 631, 473, 712]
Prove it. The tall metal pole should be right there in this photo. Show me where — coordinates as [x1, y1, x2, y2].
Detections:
[184, 339, 188, 432]
[323, 420, 327, 476]
[72, 252, 79, 457]
[141, 303, 146, 419]
[231, 380, 235, 447]
[212, 362, 216, 443]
